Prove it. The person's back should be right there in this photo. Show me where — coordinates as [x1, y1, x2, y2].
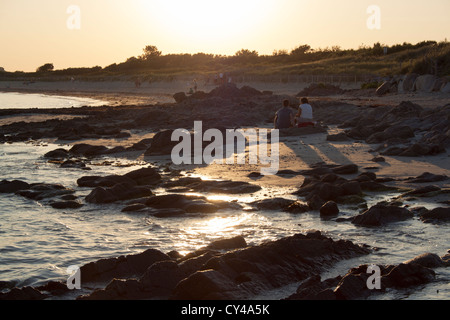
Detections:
[275, 100, 294, 129]
[298, 98, 314, 123]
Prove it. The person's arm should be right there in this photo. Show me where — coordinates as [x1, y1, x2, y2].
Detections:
[274, 112, 278, 129]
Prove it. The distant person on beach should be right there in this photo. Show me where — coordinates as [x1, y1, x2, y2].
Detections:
[295, 98, 314, 127]
[274, 99, 295, 129]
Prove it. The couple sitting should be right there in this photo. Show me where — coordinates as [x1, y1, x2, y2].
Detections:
[274, 98, 314, 129]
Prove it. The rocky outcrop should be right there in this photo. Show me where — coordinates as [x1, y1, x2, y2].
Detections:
[286, 252, 449, 300]
[75, 232, 369, 300]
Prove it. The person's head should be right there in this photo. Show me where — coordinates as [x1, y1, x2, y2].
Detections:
[283, 99, 290, 108]
[301, 98, 309, 104]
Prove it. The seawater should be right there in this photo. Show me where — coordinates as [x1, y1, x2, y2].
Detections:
[0, 92, 108, 109]
[0, 141, 448, 300]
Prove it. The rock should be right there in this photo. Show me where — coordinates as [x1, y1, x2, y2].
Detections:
[399, 143, 445, 157]
[173, 92, 188, 103]
[320, 201, 339, 217]
[402, 74, 418, 92]
[60, 160, 87, 169]
[419, 207, 450, 223]
[44, 148, 69, 159]
[123, 167, 162, 186]
[284, 201, 310, 214]
[50, 200, 83, 209]
[144, 130, 177, 156]
[139, 260, 185, 296]
[401, 185, 441, 197]
[77, 175, 136, 188]
[371, 156, 385, 163]
[404, 253, 445, 268]
[414, 74, 438, 92]
[121, 203, 148, 212]
[16, 183, 75, 201]
[250, 198, 296, 210]
[206, 236, 247, 250]
[0, 286, 46, 301]
[172, 269, 243, 300]
[80, 248, 171, 283]
[149, 208, 187, 218]
[0, 180, 30, 193]
[384, 263, 435, 288]
[352, 204, 413, 227]
[69, 144, 110, 157]
[85, 183, 153, 204]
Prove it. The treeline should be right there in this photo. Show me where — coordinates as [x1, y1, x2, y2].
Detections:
[2, 40, 449, 79]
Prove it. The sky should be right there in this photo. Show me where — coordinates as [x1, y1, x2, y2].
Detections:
[0, 0, 449, 72]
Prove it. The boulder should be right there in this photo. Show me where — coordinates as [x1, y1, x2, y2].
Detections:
[414, 74, 438, 92]
[376, 81, 392, 96]
[441, 82, 450, 93]
[352, 204, 413, 227]
[50, 200, 83, 209]
[419, 207, 450, 223]
[44, 148, 69, 159]
[402, 74, 418, 92]
[69, 144, 110, 157]
[173, 92, 187, 103]
[85, 183, 153, 204]
[144, 130, 177, 156]
[16, 183, 75, 201]
[320, 201, 339, 217]
[0, 180, 30, 193]
[405, 172, 448, 183]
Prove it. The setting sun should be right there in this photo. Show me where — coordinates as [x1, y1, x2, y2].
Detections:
[144, 0, 275, 53]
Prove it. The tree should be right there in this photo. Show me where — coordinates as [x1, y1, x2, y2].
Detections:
[140, 45, 162, 60]
[290, 45, 311, 56]
[36, 63, 54, 73]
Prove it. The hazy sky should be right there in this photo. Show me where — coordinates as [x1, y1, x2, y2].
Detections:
[0, 0, 449, 72]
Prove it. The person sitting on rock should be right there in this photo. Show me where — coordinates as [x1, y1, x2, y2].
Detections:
[295, 98, 315, 127]
[274, 100, 295, 129]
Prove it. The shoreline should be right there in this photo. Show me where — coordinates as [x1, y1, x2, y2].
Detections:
[0, 81, 449, 301]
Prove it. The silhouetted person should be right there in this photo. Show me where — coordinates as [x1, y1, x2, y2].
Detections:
[274, 100, 295, 129]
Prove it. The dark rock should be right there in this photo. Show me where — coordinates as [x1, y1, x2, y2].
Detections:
[206, 236, 247, 250]
[69, 144, 110, 157]
[401, 185, 441, 197]
[371, 156, 386, 163]
[320, 201, 339, 217]
[384, 263, 435, 288]
[352, 204, 413, 227]
[123, 167, 162, 186]
[44, 148, 69, 159]
[172, 269, 243, 300]
[80, 248, 171, 283]
[16, 183, 75, 201]
[0, 286, 46, 301]
[77, 175, 136, 188]
[150, 208, 187, 218]
[359, 181, 397, 192]
[144, 130, 177, 156]
[0, 180, 30, 193]
[419, 207, 450, 223]
[250, 198, 296, 210]
[60, 160, 86, 169]
[50, 200, 83, 209]
[284, 201, 310, 214]
[406, 172, 449, 183]
[85, 183, 153, 204]
[404, 253, 445, 268]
